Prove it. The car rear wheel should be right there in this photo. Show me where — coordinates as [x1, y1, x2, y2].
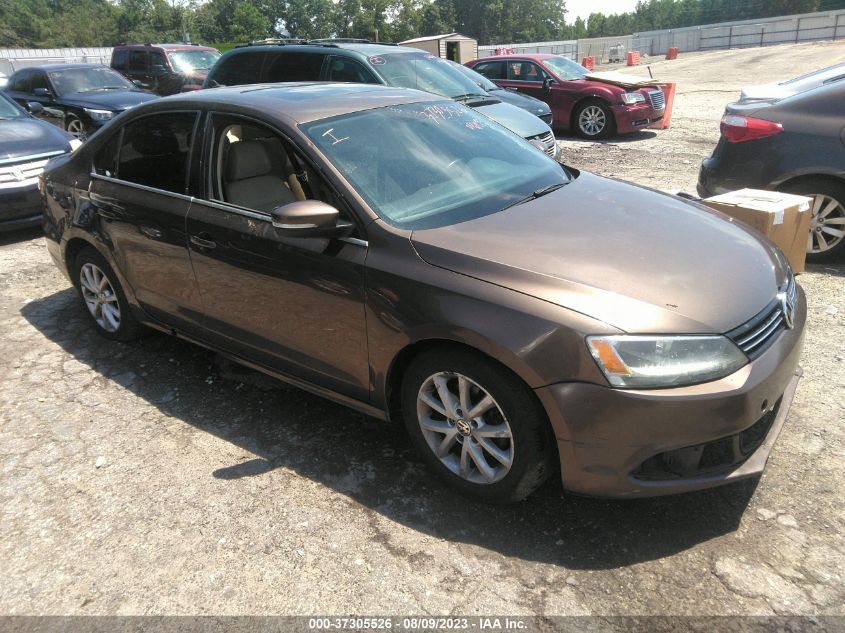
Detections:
[65, 114, 88, 140]
[574, 99, 615, 139]
[401, 347, 555, 503]
[73, 247, 141, 341]
[780, 179, 845, 262]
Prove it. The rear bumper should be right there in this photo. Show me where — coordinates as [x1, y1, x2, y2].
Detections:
[613, 103, 664, 134]
[0, 183, 43, 232]
[535, 289, 806, 498]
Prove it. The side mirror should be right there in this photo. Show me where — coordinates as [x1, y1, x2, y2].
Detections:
[32, 87, 52, 98]
[542, 77, 554, 93]
[270, 200, 354, 238]
[27, 101, 44, 114]
[132, 79, 144, 87]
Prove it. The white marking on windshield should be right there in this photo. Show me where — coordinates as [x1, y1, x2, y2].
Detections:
[321, 128, 350, 145]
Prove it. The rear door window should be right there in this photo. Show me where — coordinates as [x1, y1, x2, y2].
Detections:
[209, 52, 266, 86]
[473, 61, 504, 80]
[263, 52, 325, 82]
[8, 70, 30, 93]
[115, 112, 199, 194]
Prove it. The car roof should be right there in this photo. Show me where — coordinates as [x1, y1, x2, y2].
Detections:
[474, 54, 559, 61]
[116, 43, 218, 51]
[229, 42, 425, 58]
[152, 81, 444, 124]
[13, 63, 109, 73]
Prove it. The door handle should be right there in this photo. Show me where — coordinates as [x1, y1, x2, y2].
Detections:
[190, 234, 217, 249]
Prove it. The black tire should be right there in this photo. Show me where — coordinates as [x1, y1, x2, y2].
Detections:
[573, 98, 616, 140]
[73, 247, 142, 341]
[780, 178, 845, 263]
[401, 347, 555, 504]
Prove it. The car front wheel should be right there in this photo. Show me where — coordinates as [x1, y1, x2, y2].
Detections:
[401, 347, 555, 503]
[65, 114, 88, 140]
[574, 99, 615, 139]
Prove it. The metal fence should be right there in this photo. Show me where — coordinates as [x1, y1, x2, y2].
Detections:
[0, 47, 113, 76]
[478, 40, 577, 60]
[479, 8, 845, 63]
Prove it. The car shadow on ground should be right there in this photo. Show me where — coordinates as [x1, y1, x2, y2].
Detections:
[0, 226, 43, 247]
[554, 130, 659, 144]
[22, 287, 758, 571]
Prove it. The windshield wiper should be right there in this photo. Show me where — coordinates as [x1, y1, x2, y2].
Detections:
[501, 182, 568, 211]
[453, 93, 490, 101]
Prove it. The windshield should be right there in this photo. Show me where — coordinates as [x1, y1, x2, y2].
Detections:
[303, 101, 568, 229]
[0, 93, 24, 119]
[48, 67, 133, 95]
[449, 61, 499, 92]
[369, 52, 488, 99]
[169, 49, 221, 72]
[542, 56, 588, 80]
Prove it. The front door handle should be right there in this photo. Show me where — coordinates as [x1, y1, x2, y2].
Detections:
[190, 234, 217, 249]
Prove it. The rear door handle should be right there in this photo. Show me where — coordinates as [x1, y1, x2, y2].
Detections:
[190, 234, 217, 249]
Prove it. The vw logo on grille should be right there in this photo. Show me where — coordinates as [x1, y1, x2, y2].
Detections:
[778, 291, 795, 329]
[11, 166, 26, 182]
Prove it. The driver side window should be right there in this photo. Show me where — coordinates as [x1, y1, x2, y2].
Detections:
[207, 115, 351, 223]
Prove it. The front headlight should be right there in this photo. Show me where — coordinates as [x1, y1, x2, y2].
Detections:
[587, 335, 747, 389]
[621, 92, 646, 105]
[83, 108, 115, 121]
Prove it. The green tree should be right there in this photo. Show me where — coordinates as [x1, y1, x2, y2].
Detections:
[230, 2, 271, 41]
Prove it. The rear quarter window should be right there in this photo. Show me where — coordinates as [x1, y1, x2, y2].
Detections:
[112, 49, 128, 71]
[263, 52, 325, 82]
[209, 52, 266, 86]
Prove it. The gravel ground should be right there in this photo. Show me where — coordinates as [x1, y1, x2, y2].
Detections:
[1, 41, 844, 618]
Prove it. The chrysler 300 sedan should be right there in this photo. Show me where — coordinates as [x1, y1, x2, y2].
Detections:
[40, 83, 805, 503]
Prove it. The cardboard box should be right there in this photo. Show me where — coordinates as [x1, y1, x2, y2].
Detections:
[702, 189, 813, 273]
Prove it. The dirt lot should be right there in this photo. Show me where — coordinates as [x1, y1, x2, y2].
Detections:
[1, 42, 844, 618]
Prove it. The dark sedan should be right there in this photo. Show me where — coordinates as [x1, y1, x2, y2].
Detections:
[41, 83, 803, 502]
[447, 60, 553, 126]
[0, 92, 76, 231]
[698, 81, 845, 261]
[4, 64, 158, 139]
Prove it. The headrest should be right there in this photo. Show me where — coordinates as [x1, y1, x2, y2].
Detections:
[226, 140, 272, 181]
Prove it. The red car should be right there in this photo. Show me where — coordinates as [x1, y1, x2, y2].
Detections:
[466, 54, 665, 139]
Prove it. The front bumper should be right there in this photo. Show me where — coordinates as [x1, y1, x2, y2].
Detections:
[535, 289, 806, 498]
[613, 103, 664, 134]
[0, 183, 43, 232]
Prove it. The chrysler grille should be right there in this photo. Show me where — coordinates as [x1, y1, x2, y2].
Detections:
[648, 89, 666, 111]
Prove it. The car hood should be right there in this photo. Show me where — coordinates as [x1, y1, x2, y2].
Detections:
[60, 90, 159, 111]
[488, 88, 551, 117]
[472, 100, 552, 138]
[0, 117, 71, 161]
[410, 172, 786, 334]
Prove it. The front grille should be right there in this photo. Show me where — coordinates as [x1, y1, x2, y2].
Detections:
[0, 152, 64, 190]
[528, 130, 557, 157]
[648, 89, 666, 110]
[633, 397, 782, 481]
[727, 271, 797, 358]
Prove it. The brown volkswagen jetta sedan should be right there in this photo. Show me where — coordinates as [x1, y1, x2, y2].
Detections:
[39, 83, 805, 503]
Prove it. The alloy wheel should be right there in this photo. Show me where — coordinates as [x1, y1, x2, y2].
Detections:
[807, 193, 845, 254]
[79, 262, 121, 332]
[66, 118, 87, 139]
[416, 371, 514, 484]
[579, 105, 606, 137]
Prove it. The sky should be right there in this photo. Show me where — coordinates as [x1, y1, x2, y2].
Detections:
[565, 0, 640, 23]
